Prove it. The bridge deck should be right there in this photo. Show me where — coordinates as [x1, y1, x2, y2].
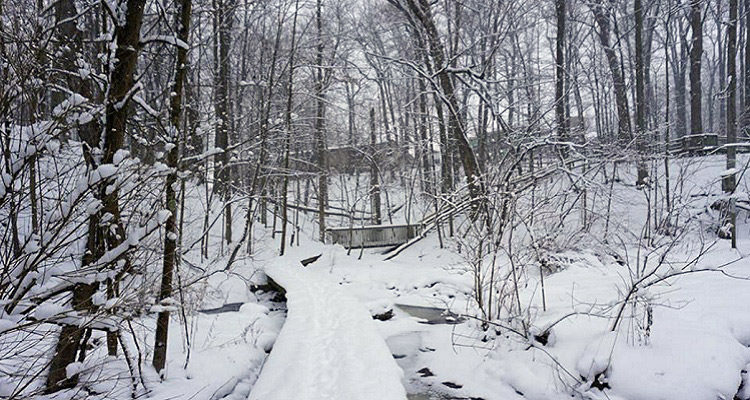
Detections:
[249, 265, 407, 400]
[326, 224, 422, 248]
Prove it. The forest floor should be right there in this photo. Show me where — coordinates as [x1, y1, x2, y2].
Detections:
[144, 154, 750, 400]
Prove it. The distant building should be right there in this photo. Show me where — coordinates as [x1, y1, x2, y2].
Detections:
[291, 141, 413, 174]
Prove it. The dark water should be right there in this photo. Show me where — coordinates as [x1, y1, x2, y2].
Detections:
[406, 391, 454, 399]
[199, 302, 244, 314]
[394, 304, 465, 325]
[386, 305, 472, 400]
[388, 331, 456, 400]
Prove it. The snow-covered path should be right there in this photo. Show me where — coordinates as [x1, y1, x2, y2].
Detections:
[248, 265, 407, 400]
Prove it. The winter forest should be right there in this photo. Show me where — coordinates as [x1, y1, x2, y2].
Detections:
[2, 0, 750, 398]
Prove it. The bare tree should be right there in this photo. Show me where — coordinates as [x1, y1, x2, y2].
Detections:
[725, 0, 738, 247]
[590, 0, 632, 141]
[370, 107, 382, 224]
[213, 0, 235, 245]
[555, 0, 568, 155]
[315, 0, 328, 241]
[153, 0, 193, 375]
[388, 0, 486, 209]
[635, 0, 649, 185]
[690, 0, 703, 136]
[280, 0, 299, 255]
[47, 0, 148, 390]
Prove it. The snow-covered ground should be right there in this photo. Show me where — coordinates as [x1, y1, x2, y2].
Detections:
[238, 228, 749, 400]
[14, 154, 747, 400]
[210, 154, 748, 400]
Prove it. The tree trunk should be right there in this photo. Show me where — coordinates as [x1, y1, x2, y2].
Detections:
[690, 0, 703, 136]
[346, 80, 356, 146]
[213, 0, 234, 245]
[153, 0, 192, 375]
[665, 7, 673, 213]
[401, 0, 485, 209]
[643, 2, 658, 129]
[370, 108, 382, 224]
[726, 0, 738, 247]
[555, 0, 567, 155]
[675, 61, 688, 137]
[418, 78, 432, 194]
[47, 0, 147, 390]
[46, 283, 97, 391]
[590, 0, 632, 141]
[280, 0, 299, 256]
[635, 0, 649, 185]
[315, 0, 327, 242]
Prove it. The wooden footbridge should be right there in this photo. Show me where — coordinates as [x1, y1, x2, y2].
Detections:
[282, 157, 585, 257]
[249, 265, 407, 400]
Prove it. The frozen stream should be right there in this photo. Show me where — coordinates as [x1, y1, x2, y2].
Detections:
[394, 304, 465, 325]
[389, 305, 476, 400]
